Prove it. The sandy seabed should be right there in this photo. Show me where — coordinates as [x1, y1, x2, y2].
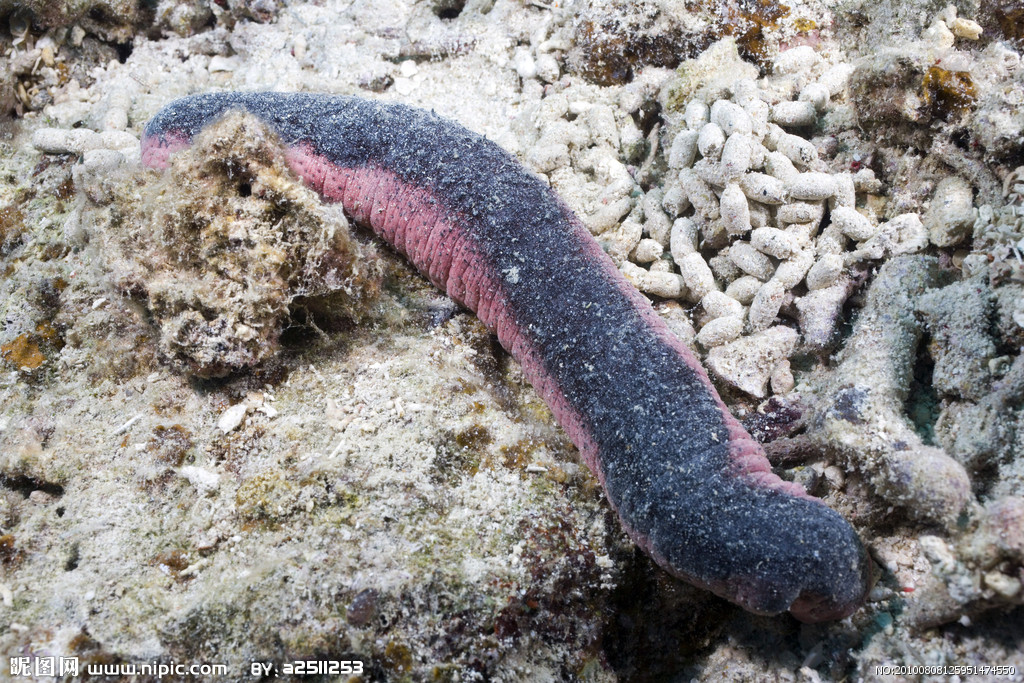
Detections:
[1, 0, 1023, 680]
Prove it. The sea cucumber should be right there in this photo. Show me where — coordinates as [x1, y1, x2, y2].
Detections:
[141, 92, 871, 622]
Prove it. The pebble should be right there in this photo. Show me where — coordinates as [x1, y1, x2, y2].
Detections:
[885, 445, 970, 526]
[702, 290, 744, 319]
[785, 172, 836, 201]
[739, 172, 787, 204]
[751, 227, 797, 259]
[984, 571, 1021, 598]
[633, 238, 664, 263]
[749, 279, 786, 331]
[209, 55, 239, 72]
[678, 252, 718, 299]
[218, 404, 248, 433]
[179, 466, 221, 493]
[29, 490, 54, 505]
[729, 241, 775, 280]
[724, 275, 762, 305]
[925, 176, 974, 247]
[720, 183, 751, 235]
[805, 253, 845, 290]
[852, 168, 882, 193]
[669, 217, 699, 261]
[830, 206, 877, 241]
[697, 123, 726, 159]
[923, 19, 956, 49]
[950, 17, 983, 40]
[710, 100, 753, 136]
[771, 100, 817, 127]
[668, 130, 699, 169]
[884, 213, 929, 255]
[696, 315, 744, 348]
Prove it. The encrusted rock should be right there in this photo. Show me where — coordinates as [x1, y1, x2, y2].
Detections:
[706, 325, 799, 398]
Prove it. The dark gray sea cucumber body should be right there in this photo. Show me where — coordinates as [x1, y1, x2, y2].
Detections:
[143, 93, 871, 621]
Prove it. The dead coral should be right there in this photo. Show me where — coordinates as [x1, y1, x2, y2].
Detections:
[99, 112, 383, 377]
[567, 0, 713, 86]
[971, 165, 1024, 285]
[713, 0, 791, 69]
[905, 496, 1024, 629]
[934, 355, 1021, 488]
[978, 0, 1024, 50]
[0, 1, 144, 44]
[810, 255, 972, 528]
[918, 276, 996, 402]
[566, 0, 798, 87]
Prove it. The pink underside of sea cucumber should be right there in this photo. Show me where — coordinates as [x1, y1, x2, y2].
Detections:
[283, 143, 609, 485]
[282, 144, 812, 502]
[141, 132, 811, 504]
[140, 133, 190, 168]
